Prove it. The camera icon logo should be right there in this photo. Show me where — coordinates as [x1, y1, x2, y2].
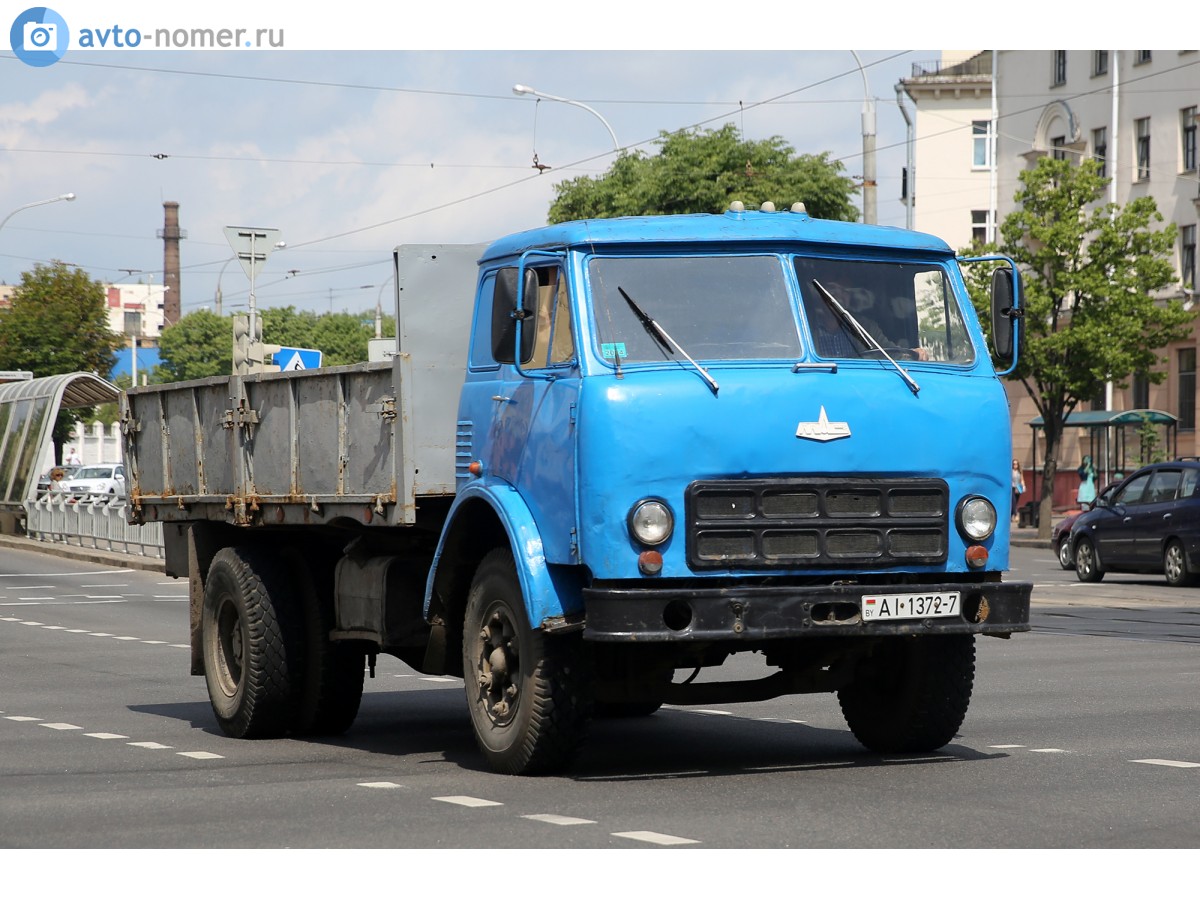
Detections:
[23, 20, 56, 50]
[10, 7, 70, 67]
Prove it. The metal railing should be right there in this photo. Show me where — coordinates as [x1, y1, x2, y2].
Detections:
[24, 493, 165, 559]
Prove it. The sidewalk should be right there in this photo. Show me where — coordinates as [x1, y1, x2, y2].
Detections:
[0, 532, 166, 573]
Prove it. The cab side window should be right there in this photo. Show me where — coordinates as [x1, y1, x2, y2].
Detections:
[528, 267, 575, 369]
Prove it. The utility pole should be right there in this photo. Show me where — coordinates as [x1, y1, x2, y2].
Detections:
[851, 52, 877, 225]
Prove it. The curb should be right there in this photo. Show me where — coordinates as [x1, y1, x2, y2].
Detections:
[0, 533, 167, 573]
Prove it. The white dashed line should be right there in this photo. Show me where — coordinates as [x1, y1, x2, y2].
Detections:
[5, 716, 42, 722]
[1131, 758, 1200, 768]
[989, 744, 1026, 749]
[177, 751, 223, 760]
[359, 782, 404, 789]
[112, 636, 141, 641]
[691, 709, 733, 716]
[85, 733, 129, 740]
[613, 831, 699, 846]
[89, 632, 113, 637]
[19, 620, 45, 625]
[1028, 748, 1070, 754]
[419, 676, 458, 683]
[141, 640, 167, 645]
[433, 796, 503, 808]
[128, 741, 173, 750]
[39, 723, 83, 731]
[522, 813, 596, 826]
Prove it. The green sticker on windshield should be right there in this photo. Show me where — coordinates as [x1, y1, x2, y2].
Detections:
[601, 342, 628, 360]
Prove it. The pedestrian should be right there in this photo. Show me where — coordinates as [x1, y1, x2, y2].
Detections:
[48, 467, 67, 493]
[1077, 454, 1097, 511]
[1011, 458, 1026, 522]
[66, 446, 82, 465]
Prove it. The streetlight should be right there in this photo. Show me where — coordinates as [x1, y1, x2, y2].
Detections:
[512, 84, 619, 152]
[0, 192, 76, 234]
[849, 52, 876, 225]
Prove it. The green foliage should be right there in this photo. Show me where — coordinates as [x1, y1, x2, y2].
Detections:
[961, 157, 1192, 535]
[155, 306, 395, 383]
[548, 124, 859, 223]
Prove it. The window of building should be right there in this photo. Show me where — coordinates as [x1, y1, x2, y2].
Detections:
[1136, 117, 1151, 181]
[1132, 373, 1150, 409]
[971, 210, 990, 245]
[1135, 50, 1152, 65]
[1183, 106, 1197, 172]
[1180, 348, 1196, 431]
[972, 120, 991, 168]
[1051, 136, 1067, 161]
[1092, 50, 1108, 76]
[1052, 51, 1067, 85]
[1183, 224, 1197, 291]
[1092, 126, 1108, 177]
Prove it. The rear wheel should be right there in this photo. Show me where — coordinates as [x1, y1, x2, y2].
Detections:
[1163, 540, 1196, 587]
[202, 546, 302, 738]
[1057, 537, 1074, 569]
[1075, 537, 1105, 583]
[462, 548, 590, 775]
[837, 635, 975, 753]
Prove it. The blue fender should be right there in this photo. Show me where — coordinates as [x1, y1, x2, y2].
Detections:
[424, 478, 582, 628]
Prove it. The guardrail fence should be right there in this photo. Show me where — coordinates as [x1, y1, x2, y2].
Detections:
[24, 493, 164, 559]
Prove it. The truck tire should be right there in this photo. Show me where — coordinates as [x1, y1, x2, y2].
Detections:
[202, 546, 303, 738]
[462, 548, 590, 775]
[288, 552, 365, 736]
[837, 635, 975, 754]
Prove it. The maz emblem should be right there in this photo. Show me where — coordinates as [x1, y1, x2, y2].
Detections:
[796, 406, 851, 442]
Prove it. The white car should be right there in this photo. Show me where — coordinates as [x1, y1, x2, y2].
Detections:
[63, 463, 126, 497]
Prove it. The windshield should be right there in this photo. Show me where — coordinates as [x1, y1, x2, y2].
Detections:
[75, 466, 115, 479]
[794, 257, 975, 365]
[588, 255, 800, 363]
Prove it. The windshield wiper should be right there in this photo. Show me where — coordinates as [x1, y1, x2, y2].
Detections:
[617, 286, 719, 395]
[811, 279, 920, 396]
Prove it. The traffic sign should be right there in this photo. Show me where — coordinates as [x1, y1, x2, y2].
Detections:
[223, 226, 281, 281]
[274, 347, 322, 371]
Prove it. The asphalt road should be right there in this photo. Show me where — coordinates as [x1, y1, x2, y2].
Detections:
[0, 539, 1196, 882]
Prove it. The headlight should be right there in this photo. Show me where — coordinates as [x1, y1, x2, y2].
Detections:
[628, 499, 673, 546]
[956, 496, 997, 541]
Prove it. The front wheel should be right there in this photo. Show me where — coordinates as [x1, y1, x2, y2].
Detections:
[1057, 537, 1074, 570]
[1075, 537, 1105, 583]
[202, 546, 302, 738]
[1163, 540, 1196, 587]
[462, 548, 590, 775]
[837, 635, 975, 753]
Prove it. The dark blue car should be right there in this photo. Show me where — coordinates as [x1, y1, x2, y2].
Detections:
[1071, 460, 1200, 586]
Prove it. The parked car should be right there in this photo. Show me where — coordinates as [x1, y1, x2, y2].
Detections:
[36, 463, 80, 496]
[1071, 460, 1200, 586]
[62, 463, 126, 497]
[1052, 482, 1120, 569]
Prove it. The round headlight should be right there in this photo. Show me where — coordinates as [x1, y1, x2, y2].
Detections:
[629, 499, 673, 546]
[957, 496, 997, 542]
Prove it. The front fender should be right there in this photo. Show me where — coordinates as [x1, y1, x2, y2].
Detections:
[424, 478, 582, 628]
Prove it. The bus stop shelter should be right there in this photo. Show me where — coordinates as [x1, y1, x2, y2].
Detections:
[1026, 408, 1179, 511]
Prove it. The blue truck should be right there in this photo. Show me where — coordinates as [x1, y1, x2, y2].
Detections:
[121, 204, 1031, 775]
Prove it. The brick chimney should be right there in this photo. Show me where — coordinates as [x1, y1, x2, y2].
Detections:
[158, 201, 185, 325]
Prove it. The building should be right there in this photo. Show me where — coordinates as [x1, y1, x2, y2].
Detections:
[901, 50, 1200, 507]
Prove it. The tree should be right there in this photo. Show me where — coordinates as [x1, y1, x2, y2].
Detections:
[156, 309, 231, 381]
[548, 124, 859, 223]
[964, 158, 1192, 538]
[0, 261, 124, 460]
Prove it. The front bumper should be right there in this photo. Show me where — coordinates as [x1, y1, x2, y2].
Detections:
[582, 579, 1032, 642]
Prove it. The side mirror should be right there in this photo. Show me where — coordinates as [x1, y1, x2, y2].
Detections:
[491, 267, 539, 365]
[990, 266, 1018, 364]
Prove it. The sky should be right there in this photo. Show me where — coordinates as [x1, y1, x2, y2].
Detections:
[0, 1, 1156, 321]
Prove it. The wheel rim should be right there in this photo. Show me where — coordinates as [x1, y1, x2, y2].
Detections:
[473, 602, 521, 727]
[1078, 543, 1094, 577]
[213, 596, 245, 698]
[1059, 540, 1072, 568]
[1165, 544, 1184, 583]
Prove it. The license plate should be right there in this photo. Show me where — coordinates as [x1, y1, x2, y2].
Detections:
[861, 592, 960, 621]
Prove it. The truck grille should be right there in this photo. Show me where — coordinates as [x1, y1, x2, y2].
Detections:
[685, 477, 948, 569]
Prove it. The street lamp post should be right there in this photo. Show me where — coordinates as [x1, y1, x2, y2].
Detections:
[849, 52, 876, 225]
[512, 84, 620, 152]
[0, 192, 76, 234]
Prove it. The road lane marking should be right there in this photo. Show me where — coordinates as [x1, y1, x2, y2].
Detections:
[1132, 758, 1200, 768]
[41, 625, 67, 630]
[419, 676, 458, 683]
[1029, 748, 1070, 753]
[359, 782, 403, 789]
[522, 814, 596, 826]
[177, 751, 223, 760]
[18, 620, 45, 625]
[85, 733, 129, 740]
[691, 709, 733, 716]
[112, 636, 141, 641]
[39, 723, 83, 730]
[613, 831, 699, 846]
[433, 796, 503, 808]
[128, 741, 173, 749]
[0, 569, 129, 577]
[5, 716, 42, 722]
